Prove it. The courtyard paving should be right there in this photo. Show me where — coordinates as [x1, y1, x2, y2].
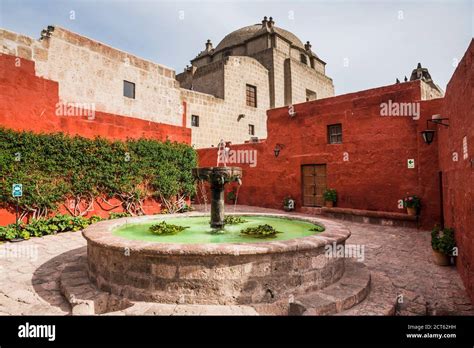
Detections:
[0, 205, 472, 315]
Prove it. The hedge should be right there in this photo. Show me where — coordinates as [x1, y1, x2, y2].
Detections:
[0, 127, 197, 220]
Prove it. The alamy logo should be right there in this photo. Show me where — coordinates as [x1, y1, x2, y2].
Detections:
[18, 322, 56, 341]
[55, 102, 96, 120]
[217, 149, 257, 168]
[324, 242, 365, 262]
[380, 100, 420, 120]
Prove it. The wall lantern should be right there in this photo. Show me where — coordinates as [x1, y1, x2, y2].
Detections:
[274, 143, 285, 157]
[421, 115, 449, 145]
[421, 130, 435, 144]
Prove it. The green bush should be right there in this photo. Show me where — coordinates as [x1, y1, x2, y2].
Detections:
[240, 224, 282, 238]
[0, 128, 197, 219]
[108, 212, 132, 220]
[224, 215, 247, 225]
[323, 189, 337, 202]
[431, 226, 456, 255]
[309, 224, 325, 232]
[0, 213, 117, 242]
[149, 221, 188, 235]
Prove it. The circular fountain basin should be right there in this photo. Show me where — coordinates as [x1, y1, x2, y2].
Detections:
[82, 212, 351, 305]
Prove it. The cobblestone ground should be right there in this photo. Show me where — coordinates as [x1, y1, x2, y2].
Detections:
[0, 205, 472, 315]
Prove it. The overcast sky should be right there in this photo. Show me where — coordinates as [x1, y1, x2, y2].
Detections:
[1, 0, 472, 95]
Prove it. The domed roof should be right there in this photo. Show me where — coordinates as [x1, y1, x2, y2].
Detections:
[214, 23, 306, 52]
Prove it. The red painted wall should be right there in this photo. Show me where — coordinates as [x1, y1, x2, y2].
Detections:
[198, 81, 443, 229]
[438, 40, 474, 303]
[0, 54, 191, 225]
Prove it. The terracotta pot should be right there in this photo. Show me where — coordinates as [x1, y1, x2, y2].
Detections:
[325, 201, 334, 208]
[432, 249, 451, 266]
[406, 207, 417, 216]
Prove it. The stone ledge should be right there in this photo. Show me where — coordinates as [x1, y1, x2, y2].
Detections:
[321, 207, 417, 221]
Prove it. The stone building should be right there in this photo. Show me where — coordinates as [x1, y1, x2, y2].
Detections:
[1, 19, 441, 149]
[0, 17, 335, 148]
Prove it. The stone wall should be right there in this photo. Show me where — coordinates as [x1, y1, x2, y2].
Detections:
[0, 27, 183, 126]
[288, 58, 335, 103]
[438, 40, 474, 303]
[180, 56, 269, 147]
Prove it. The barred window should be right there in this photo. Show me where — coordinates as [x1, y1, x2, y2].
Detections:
[246, 84, 257, 108]
[327, 124, 342, 144]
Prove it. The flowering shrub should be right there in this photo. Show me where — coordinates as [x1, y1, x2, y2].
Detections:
[431, 226, 456, 255]
[403, 195, 421, 208]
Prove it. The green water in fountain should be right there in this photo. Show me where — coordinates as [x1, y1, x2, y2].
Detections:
[113, 216, 321, 244]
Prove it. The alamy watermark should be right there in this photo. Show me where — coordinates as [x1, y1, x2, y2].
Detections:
[0, 244, 38, 262]
[380, 100, 420, 120]
[325, 242, 365, 262]
[217, 148, 257, 168]
[55, 102, 96, 120]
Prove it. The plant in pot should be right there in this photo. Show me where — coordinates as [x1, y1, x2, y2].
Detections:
[403, 195, 420, 216]
[283, 196, 295, 211]
[323, 189, 337, 208]
[431, 226, 456, 266]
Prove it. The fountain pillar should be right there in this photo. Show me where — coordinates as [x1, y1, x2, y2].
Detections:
[210, 177, 225, 228]
[192, 167, 242, 229]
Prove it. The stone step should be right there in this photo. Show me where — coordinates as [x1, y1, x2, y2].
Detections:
[59, 259, 133, 315]
[107, 302, 259, 316]
[335, 271, 397, 316]
[289, 260, 371, 316]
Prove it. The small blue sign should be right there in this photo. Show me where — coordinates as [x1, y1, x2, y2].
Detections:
[12, 184, 22, 198]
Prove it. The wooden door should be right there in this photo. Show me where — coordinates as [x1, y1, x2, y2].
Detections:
[302, 164, 327, 207]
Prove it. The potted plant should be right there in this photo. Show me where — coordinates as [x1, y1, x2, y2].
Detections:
[431, 226, 456, 266]
[403, 195, 421, 216]
[283, 196, 295, 211]
[323, 189, 337, 208]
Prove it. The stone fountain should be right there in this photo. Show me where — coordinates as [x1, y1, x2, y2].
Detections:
[192, 166, 242, 228]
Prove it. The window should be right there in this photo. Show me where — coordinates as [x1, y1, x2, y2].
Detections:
[306, 89, 317, 102]
[123, 80, 135, 99]
[327, 124, 342, 144]
[310, 58, 315, 69]
[300, 54, 307, 65]
[191, 115, 199, 127]
[246, 84, 257, 107]
[248, 124, 255, 136]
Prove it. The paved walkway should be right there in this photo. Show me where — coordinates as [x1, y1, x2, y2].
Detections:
[0, 205, 472, 315]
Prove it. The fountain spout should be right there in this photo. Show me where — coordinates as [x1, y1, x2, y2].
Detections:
[192, 167, 242, 228]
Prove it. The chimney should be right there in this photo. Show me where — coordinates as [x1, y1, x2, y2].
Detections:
[205, 39, 213, 52]
[261, 16, 268, 28]
[304, 41, 312, 52]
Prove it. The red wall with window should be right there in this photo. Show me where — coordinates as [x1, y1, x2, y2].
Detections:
[198, 81, 443, 230]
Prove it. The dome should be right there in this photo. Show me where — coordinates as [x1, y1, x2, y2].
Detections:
[214, 23, 306, 52]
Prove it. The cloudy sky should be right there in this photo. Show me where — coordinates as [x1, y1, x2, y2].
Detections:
[1, 0, 472, 95]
